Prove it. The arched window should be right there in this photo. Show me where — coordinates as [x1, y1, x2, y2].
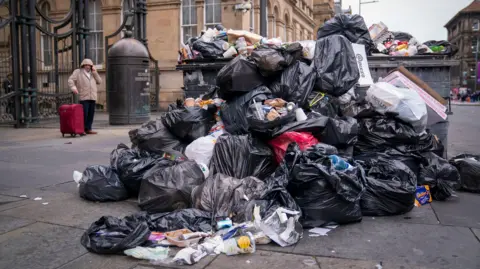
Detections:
[284, 13, 289, 42]
[88, 0, 103, 65]
[205, 0, 221, 29]
[181, 0, 197, 44]
[273, 6, 279, 38]
[40, 2, 52, 66]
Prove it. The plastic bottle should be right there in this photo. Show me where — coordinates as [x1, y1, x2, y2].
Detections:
[329, 155, 352, 171]
[236, 37, 247, 56]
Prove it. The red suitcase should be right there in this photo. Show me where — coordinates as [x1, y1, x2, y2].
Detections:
[59, 104, 85, 137]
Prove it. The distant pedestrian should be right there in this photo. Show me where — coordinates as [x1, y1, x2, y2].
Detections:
[67, 59, 102, 135]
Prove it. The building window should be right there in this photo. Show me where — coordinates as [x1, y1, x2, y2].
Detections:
[472, 38, 478, 54]
[473, 19, 479, 31]
[40, 2, 52, 66]
[205, 0, 221, 29]
[181, 0, 197, 43]
[88, 0, 104, 65]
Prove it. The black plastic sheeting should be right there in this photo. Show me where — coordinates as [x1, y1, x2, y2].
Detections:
[192, 40, 226, 58]
[250, 43, 303, 77]
[81, 209, 213, 254]
[129, 120, 187, 154]
[317, 14, 375, 54]
[162, 107, 215, 143]
[220, 87, 272, 135]
[449, 154, 480, 193]
[216, 56, 265, 101]
[110, 144, 164, 196]
[79, 165, 129, 202]
[313, 35, 360, 97]
[355, 154, 417, 216]
[269, 61, 316, 107]
[209, 134, 276, 180]
[391, 31, 413, 41]
[192, 174, 265, 222]
[138, 160, 205, 213]
[285, 144, 364, 227]
[419, 152, 460, 201]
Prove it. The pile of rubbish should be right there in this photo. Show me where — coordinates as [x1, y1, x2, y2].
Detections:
[77, 14, 478, 266]
[368, 20, 456, 56]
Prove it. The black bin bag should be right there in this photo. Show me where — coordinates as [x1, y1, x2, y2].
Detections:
[138, 160, 205, 213]
[110, 143, 166, 196]
[192, 40, 225, 58]
[192, 174, 265, 222]
[129, 119, 187, 154]
[250, 43, 303, 77]
[313, 35, 360, 97]
[162, 107, 215, 143]
[285, 144, 364, 227]
[355, 154, 417, 216]
[419, 152, 460, 201]
[216, 56, 265, 101]
[269, 61, 316, 107]
[449, 154, 480, 193]
[79, 165, 129, 202]
[317, 14, 375, 54]
[210, 134, 276, 180]
[220, 86, 271, 135]
[81, 215, 150, 254]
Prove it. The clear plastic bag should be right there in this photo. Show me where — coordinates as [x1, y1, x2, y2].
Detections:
[185, 135, 218, 165]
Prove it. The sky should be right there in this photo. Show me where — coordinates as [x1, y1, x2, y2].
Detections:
[341, 0, 474, 42]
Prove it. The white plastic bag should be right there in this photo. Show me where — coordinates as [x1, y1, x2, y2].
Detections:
[185, 135, 217, 165]
[297, 40, 316, 60]
[366, 82, 428, 133]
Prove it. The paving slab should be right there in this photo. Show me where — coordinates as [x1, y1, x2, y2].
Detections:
[0, 222, 87, 269]
[316, 257, 434, 269]
[292, 221, 480, 269]
[205, 251, 318, 269]
[431, 192, 480, 228]
[57, 253, 139, 269]
[40, 181, 80, 195]
[0, 194, 27, 211]
[0, 195, 139, 229]
[362, 204, 439, 225]
[256, 242, 295, 253]
[133, 250, 218, 269]
[0, 215, 35, 234]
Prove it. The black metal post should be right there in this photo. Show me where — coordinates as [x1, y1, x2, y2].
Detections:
[78, 0, 84, 62]
[19, 0, 29, 123]
[10, 0, 21, 127]
[135, 0, 141, 40]
[72, 1, 78, 103]
[27, 0, 37, 122]
[84, 0, 90, 58]
[140, 0, 147, 45]
[260, 0, 267, 37]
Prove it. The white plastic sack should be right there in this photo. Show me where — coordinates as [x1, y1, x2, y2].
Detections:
[366, 82, 428, 133]
[185, 135, 218, 165]
[297, 40, 316, 60]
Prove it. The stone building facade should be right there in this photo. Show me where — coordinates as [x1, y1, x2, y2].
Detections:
[1, 0, 327, 110]
[445, 0, 480, 90]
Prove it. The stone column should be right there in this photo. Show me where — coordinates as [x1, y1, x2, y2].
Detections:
[287, 26, 293, 42]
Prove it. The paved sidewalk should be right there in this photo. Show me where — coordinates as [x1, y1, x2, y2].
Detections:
[0, 107, 479, 269]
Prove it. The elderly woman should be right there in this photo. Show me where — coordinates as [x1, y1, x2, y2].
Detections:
[67, 58, 102, 134]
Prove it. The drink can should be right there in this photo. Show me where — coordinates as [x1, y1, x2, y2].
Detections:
[223, 232, 256, 256]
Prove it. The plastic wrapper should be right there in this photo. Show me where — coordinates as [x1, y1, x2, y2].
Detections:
[269, 61, 316, 107]
[210, 134, 276, 180]
[185, 135, 218, 165]
[138, 160, 205, 213]
[227, 29, 263, 44]
[308, 93, 340, 118]
[129, 120, 187, 154]
[422, 40, 456, 55]
[316, 14, 375, 54]
[356, 155, 417, 216]
[449, 154, 480, 193]
[216, 56, 265, 101]
[78, 165, 129, 202]
[366, 82, 428, 133]
[191, 174, 265, 222]
[297, 40, 316, 60]
[162, 107, 215, 143]
[268, 132, 319, 164]
[220, 87, 271, 135]
[419, 152, 460, 201]
[285, 144, 365, 227]
[110, 144, 167, 196]
[192, 40, 226, 58]
[81, 215, 151, 254]
[313, 35, 360, 97]
[254, 206, 302, 247]
[392, 31, 413, 41]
